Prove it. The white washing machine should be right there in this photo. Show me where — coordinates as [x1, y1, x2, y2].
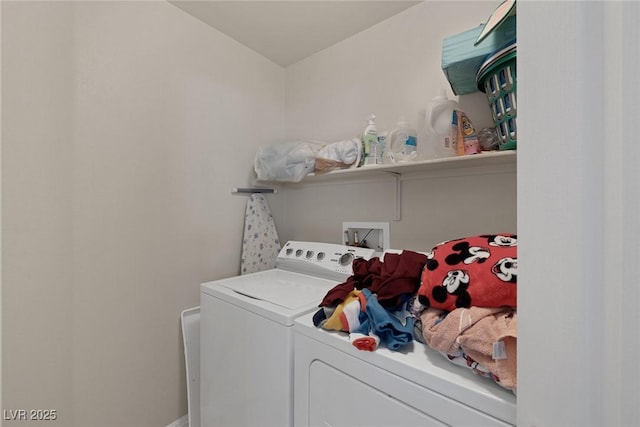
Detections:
[294, 309, 517, 427]
[200, 241, 375, 427]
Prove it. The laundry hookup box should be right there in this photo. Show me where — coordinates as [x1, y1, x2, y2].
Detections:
[441, 14, 516, 95]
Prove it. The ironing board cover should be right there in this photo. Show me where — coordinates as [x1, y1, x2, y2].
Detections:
[240, 194, 281, 275]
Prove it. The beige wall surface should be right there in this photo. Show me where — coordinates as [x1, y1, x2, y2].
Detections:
[2, 2, 75, 424]
[276, 1, 516, 251]
[1, 1, 284, 426]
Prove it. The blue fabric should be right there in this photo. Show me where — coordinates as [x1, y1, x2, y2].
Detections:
[354, 289, 414, 351]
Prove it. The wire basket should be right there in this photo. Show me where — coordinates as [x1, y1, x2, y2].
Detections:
[477, 41, 517, 150]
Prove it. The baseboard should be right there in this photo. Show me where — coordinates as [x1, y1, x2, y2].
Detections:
[166, 414, 189, 427]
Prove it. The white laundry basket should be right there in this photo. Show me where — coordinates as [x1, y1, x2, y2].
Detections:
[181, 307, 200, 427]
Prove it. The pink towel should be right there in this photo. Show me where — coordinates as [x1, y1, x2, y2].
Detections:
[421, 306, 517, 390]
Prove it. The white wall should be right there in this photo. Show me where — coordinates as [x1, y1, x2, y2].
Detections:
[275, 1, 515, 252]
[1, 2, 284, 426]
[518, 2, 605, 424]
[285, 1, 496, 142]
[518, 1, 640, 426]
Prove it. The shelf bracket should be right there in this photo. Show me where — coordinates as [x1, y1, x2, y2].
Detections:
[231, 187, 276, 195]
[385, 171, 401, 221]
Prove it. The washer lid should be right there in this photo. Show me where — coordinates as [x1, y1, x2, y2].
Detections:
[220, 271, 330, 310]
[201, 269, 338, 326]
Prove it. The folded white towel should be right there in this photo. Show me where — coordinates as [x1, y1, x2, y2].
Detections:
[316, 138, 360, 165]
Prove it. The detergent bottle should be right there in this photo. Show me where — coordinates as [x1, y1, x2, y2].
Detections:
[423, 89, 459, 159]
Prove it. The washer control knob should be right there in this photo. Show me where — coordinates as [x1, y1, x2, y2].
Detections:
[317, 252, 325, 261]
[339, 252, 354, 266]
[295, 249, 303, 257]
[306, 250, 314, 259]
[286, 248, 293, 256]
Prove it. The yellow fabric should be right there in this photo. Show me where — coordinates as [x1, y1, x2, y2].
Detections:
[323, 290, 361, 331]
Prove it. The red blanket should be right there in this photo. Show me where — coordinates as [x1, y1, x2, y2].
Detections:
[417, 234, 517, 310]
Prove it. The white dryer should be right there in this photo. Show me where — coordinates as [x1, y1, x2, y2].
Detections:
[200, 241, 375, 427]
[294, 310, 517, 427]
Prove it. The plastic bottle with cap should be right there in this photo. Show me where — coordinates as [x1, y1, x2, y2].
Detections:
[423, 89, 459, 159]
[386, 117, 418, 163]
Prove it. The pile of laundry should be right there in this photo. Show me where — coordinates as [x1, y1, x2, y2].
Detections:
[313, 250, 426, 351]
[413, 234, 517, 393]
[313, 233, 518, 394]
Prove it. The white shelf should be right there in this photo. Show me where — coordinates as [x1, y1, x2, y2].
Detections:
[300, 150, 516, 182]
[259, 150, 516, 221]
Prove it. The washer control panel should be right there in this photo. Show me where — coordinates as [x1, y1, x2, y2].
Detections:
[276, 241, 377, 281]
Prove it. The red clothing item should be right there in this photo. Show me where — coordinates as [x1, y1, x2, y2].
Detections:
[320, 251, 427, 308]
